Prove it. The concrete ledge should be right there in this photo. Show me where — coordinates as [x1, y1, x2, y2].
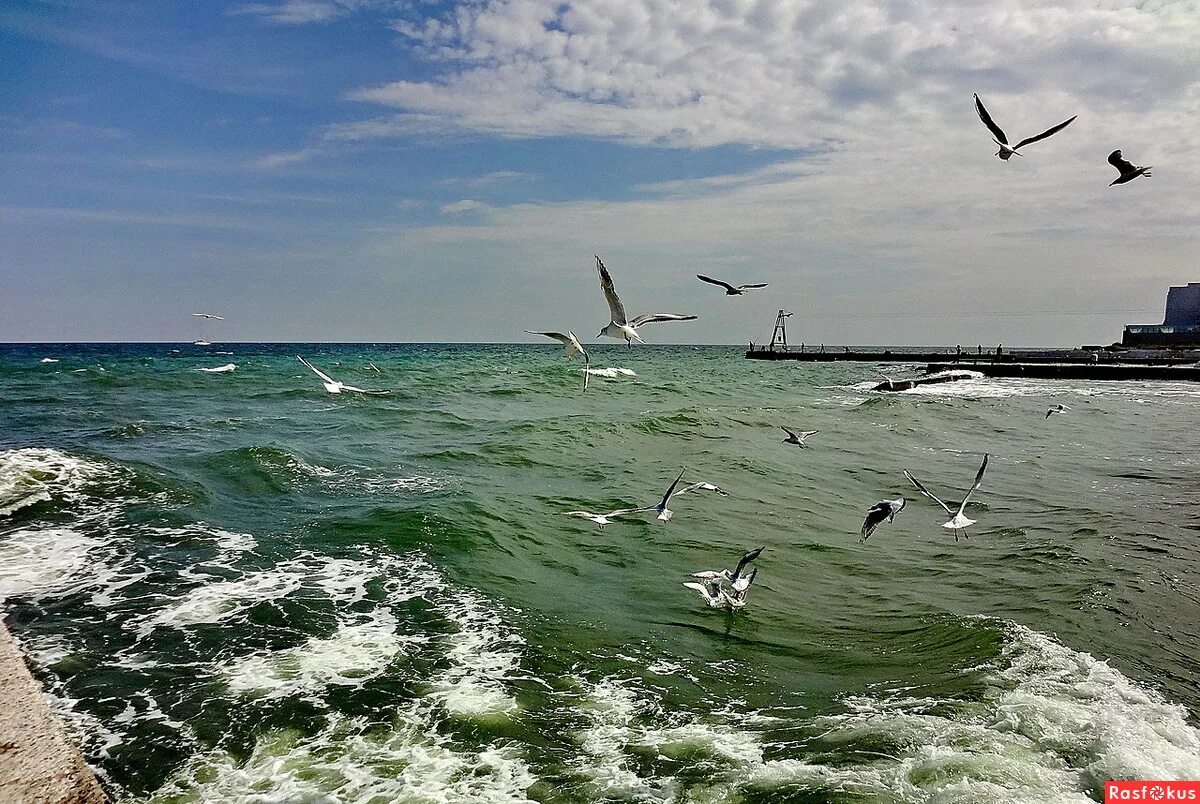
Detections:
[0, 618, 108, 804]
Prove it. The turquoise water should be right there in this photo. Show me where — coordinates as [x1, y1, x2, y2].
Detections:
[1, 343, 1199, 803]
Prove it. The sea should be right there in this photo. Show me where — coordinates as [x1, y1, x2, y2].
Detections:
[1, 342, 1198, 804]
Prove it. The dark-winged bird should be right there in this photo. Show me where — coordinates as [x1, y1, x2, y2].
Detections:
[860, 497, 906, 543]
[1108, 150, 1152, 185]
[696, 274, 768, 296]
[973, 94, 1076, 160]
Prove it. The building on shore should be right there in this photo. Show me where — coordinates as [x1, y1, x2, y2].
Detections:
[1123, 283, 1200, 348]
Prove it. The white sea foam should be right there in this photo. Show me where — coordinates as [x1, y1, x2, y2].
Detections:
[225, 610, 420, 700]
[136, 570, 302, 635]
[197, 363, 237, 373]
[147, 711, 538, 804]
[427, 590, 523, 718]
[0, 528, 106, 601]
[586, 367, 637, 378]
[0, 448, 114, 517]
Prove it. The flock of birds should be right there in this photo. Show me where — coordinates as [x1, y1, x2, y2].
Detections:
[972, 94, 1151, 184]
[184, 93, 1120, 612]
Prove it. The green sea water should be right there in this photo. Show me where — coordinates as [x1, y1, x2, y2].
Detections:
[1, 343, 1199, 803]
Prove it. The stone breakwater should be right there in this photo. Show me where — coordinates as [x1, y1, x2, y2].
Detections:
[0, 618, 107, 804]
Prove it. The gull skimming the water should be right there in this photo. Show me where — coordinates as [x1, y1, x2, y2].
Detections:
[297, 356, 391, 396]
[1108, 150, 1152, 185]
[1045, 404, 1070, 419]
[595, 256, 697, 346]
[696, 274, 768, 296]
[562, 508, 644, 526]
[860, 497, 906, 543]
[904, 454, 989, 541]
[640, 467, 688, 522]
[526, 330, 590, 390]
[782, 426, 818, 447]
[973, 94, 1076, 161]
[686, 547, 764, 609]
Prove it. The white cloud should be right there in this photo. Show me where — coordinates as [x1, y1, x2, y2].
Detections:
[439, 199, 486, 214]
[232, 0, 393, 25]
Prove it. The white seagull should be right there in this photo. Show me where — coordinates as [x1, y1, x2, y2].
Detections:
[782, 426, 818, 447]
[1045, 404, 1070, 419]
[696, 274, 768, 296]
[682, 578, 726, 608]
[1108, 150, 1152, 185]
[526, 330, 590, 390]
[722, 567, 758, 608]
[677, 481, 728, 497]
[562, 508, 644, 526]
[903, 454, 989, 541]
[860, 497, 906, 543]
[297, 356, 391, 396]
[198, 363, 237, 373]
[639, 467, 689, 522]
[690, 546, 765, 586]
[973, 94, 1076, 161]
[595, 255, 697, 346]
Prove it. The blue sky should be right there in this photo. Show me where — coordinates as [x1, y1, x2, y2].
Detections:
[2, 0, 1197, 344]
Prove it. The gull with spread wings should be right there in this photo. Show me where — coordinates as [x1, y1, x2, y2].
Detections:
[973, 94, 1076, 161]
[297, 356, 391, 396]
[526, 330, 590, 390]
[1108, 150, 1152, 185]
[595, 255, 697, 346]
[696, 274, 768, 296]
[903, 454, 989, 541]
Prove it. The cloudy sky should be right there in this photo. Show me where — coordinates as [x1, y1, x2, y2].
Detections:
[2, 0, 1197, 344]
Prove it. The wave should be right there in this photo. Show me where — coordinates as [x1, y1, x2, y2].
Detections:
[0, 447, 115, 517]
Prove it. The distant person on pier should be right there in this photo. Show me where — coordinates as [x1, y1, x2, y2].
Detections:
[994, 344, 1003, 363]
[955, 345, 962, 363]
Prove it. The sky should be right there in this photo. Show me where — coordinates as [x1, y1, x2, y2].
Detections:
[1, 0, 1197, 345]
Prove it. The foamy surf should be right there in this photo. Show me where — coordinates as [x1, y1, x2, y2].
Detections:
[0, 448, 114, 517]
[586, 367, 637, 378]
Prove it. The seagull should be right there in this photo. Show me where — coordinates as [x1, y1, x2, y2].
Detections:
[562, 508, 644, 526]
[367, 362, 381, 373]
[191, 313, 224, 320]
[696, 274, 768, 296]
[860, 497, 906, 543]
[1108, 150, 1152, 185]
[198, 363, 237, 373]
[682, 578, 726, 608]
[690, 546, 764, 585]
[722, 567, 758, 609]
[903, 454, 989, 541]
[640, 467, 688, 522]
[677, 481, 728, 497]
[781, 426, 818, 447]
[1045, 404, 1070, 419]
[297, 356, 391, 396]
[595, 255, 697, 346]
[973, 94, 1076, 161]
[526, 330, 590, 390]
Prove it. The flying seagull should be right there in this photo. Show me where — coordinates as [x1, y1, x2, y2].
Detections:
[1108, 150, 1152, 185]
[1045, 404, 1070, 419]
[973, 94, 1076, 160]
[782, 426, 818, 447]
[191, 313, 224, 320]
[696, 274, 768, 296]
[640, 467, 689, 522]
[526, 330, 590, 390]
[198, 363, 237, 373]
[903, 454, 989, 541]
[690, 546, 765, 585]
[860, 497, 906, 543]
[297, 355, 391, 396]
[595, 255, 697, 346]
[562, 508, 644, 526]
[677, 481, 728, 497]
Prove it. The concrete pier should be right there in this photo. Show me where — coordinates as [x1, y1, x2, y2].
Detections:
[0, 619, 108, 804]
[924, 362, 1200, 382]
[745, 347, 1200, 365]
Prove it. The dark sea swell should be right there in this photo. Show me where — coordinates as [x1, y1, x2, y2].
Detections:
[1, 343, 1198, 803]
